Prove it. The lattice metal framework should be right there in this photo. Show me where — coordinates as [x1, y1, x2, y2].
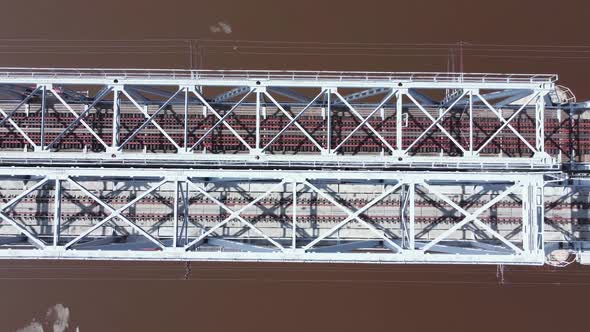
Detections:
[0, 167, 546, 265]
[0, 68, 557, 169]
[0, 68, 576, 265]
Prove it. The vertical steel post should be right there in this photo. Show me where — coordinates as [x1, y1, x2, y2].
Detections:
[112, 89, 120, 149]
[569, 104, 575, 165]
[521, 181, 530, 252]
[408, 182, 415, 250]
[255, 89, 261, 150]
[292, 181, 297, 249]
[396, 91, 403, 151]
[53, 179, 61, 247]
[522, 179, 543, 254]
[400, 182, 415, 250]
[173, 180, 179, 247]
[184, 87, 189, 152]
[534, 179, 545, 254]
[326, 90, 331, 153]
[469, 91, 474, 154]
[535, 94, 545, 153]
[439, 106, 444, 156]
[184, 181, 190, 244]
[400, 184, 407, 248]
[40, 85, 47, 149]
[499, 108, 503, 157]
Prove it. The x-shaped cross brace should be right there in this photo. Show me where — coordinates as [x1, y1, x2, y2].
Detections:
[119, 88, 184, 150]
[64, 178, 167, 249]
[48, 87, 110, 150]
[0, 178, 49, 248]
[121, 89, 182, 150]
[261, 90, 325, 152]
[332, 89, 398, 153]
[475, 92, 539, 154]
[302, 180, 403, 252]
[184, 180, 286, 251]
[404, 91, 467, 154]
[46, 87, 112, 149]
[189, 88, 253, 151]
[420, 181, 522, 253]
[261, 90, 323, 152]
[333, 91, 396, 152]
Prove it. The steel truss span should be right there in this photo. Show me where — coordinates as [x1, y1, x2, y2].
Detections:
[0, 67, 587, 266]
[0, 68, 561, 170]
[0, 167, 546, 265]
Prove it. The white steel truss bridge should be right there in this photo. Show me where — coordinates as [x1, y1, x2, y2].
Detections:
[0, 167, 547, 265]
[0, 67, 586, 266]
[0, 68, 559, 169]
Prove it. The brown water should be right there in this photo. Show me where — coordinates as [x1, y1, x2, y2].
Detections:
[2, 261, 590, 331]
[1, 0, 590, 330]
[0, 0, 589, 97]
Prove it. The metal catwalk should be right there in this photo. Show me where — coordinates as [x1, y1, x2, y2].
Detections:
[0, 67, 585, 265]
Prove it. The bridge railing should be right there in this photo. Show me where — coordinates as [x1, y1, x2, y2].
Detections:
[0, 67, 558, 84]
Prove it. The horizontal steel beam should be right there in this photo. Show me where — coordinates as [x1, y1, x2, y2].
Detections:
[308, 240, 382, 253]
[207, 238, 277, 253]
[0, 152, 558, 171]
[0, 249, 545, 265]
[0, 69, 555, 90]
[0, 166, 550, 182]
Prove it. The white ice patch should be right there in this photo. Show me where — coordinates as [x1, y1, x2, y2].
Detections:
[209, 21, 232, 34]
[16, 303, 78, 332]
[16, 320, 43, 332]
[46, 304, 70, 332]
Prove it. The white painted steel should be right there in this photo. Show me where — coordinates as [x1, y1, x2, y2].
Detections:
[0, 68, 570, 265]
[0, 67, 557, 169]
[0, 166, 546, 265]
